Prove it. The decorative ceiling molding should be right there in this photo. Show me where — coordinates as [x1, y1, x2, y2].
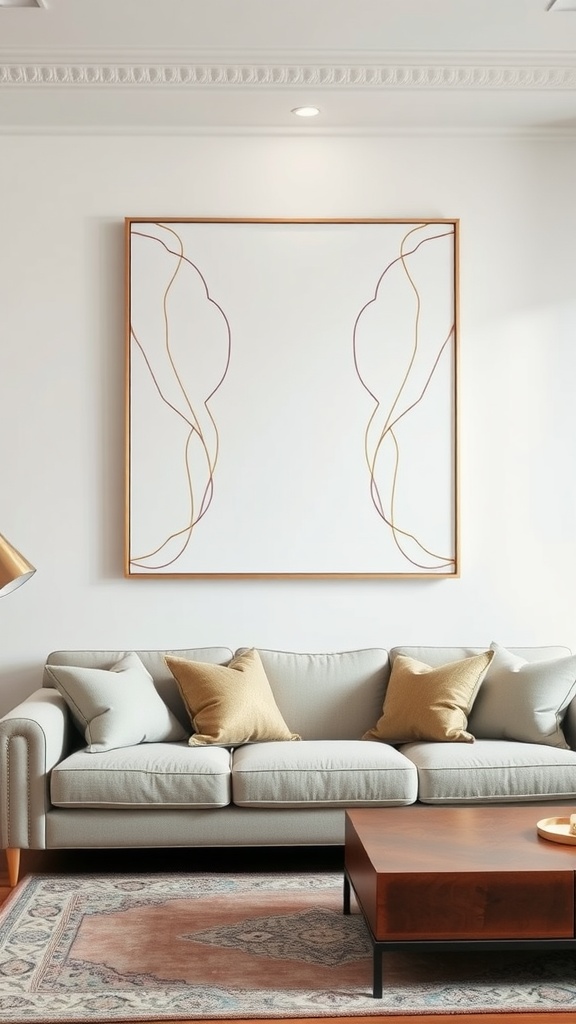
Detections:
[1, 61, 576, 89]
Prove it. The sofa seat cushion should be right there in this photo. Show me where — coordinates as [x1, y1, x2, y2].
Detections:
[231, 740, 417, 808]
[401, 739, 576, 803]
[51, 743, 232, 808]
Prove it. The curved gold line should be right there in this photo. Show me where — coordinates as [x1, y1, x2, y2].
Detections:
[137, 224, 232, 489]
[151, 225, 216, 476]
[133, 227, 228, 486]
[365, 225, 425, 523]
[131, 428, 203, 568]
[368, 426, 454, 568]
[159, 228, 218, 540]
[132, 411, 220, 568]
[131, 327, 194, 430]
[133, 313, 221, 556]
[380, 224, 424, 436]
[133, 227, 232, 402]
[367, 328, 455, 566]
[131, 326, 216, 565]
[366, 325, 453, 561]
[387, 326, 453, 436]
[358, 227, 453, 503]
[354, 225, 456, 569]
[352, 226, 454, 400]
[130, 223, 232, 570]
[388, 429, 454, 568]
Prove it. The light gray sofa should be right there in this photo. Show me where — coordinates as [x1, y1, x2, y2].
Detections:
[2, 643, 576, 887]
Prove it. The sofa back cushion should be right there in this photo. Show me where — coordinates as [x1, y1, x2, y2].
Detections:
[390, 646, 571, 666]
[44, 648, 234, 730]
[236, 648, 390, 740]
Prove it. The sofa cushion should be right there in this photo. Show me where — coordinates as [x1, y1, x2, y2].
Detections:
[363, 651, 493, 745]
[237, 648, 390, 740]
[231, 740, 418, 807]
[401, 739, 576, 803]
[44, 652, 188, 753]
[165, 648, 300, 746]
[391, 645, 571, 668]
[44, 648, 235, 730]
[468, 642, 576, 748]
[51, 743, 232, 808]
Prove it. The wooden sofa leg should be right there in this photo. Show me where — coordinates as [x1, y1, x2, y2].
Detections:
[5, 848, 20, 887]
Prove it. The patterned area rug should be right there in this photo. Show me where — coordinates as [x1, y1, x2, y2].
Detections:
[1, 871, 576, 1021]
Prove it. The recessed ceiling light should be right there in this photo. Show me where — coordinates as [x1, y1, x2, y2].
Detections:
[291, 106, 321, 118]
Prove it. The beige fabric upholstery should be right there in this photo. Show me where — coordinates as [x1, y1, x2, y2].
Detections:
[51, 743, 232, 808]
[468, 642, 576, 748]
[391, 645, 571, 667]
[44, 648, 234, 729]
[231, 739, 417, 807]
[1, 643, 574, 865]
[0, 688, 70, 850]
[402, 738, 576, 803]
[45, 806, 348, 848]
[237, 648, 390, 740]
[392, 645, 576, 749]
[45, 653, 187, 752]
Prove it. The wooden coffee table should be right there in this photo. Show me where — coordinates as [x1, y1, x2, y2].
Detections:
[344, 804, 576, 997]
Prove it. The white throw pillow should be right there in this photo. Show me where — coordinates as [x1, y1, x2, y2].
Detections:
[45, 652, 188, 752]
[468, 642, 576, 748]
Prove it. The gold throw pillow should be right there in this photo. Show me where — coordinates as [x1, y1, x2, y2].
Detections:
[363, 651, 494, 744]
[165, 648, 301, 746]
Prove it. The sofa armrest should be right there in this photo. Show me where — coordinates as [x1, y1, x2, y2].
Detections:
[0, 688, 72, 850]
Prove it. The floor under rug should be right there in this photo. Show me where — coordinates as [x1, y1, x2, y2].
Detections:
[0, 871, 575, 1021]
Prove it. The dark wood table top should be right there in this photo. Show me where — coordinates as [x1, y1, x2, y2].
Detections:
[345, 803, 576, 874]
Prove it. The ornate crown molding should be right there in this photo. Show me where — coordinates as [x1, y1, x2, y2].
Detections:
[1, 62, 576, 89]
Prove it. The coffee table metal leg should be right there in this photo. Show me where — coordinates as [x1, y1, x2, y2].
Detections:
[372, 944, 383, 999]
[344, 871, 383, 997]
[343, 873, 351, 915]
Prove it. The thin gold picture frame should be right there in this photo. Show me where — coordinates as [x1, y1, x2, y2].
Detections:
[125, 217, 460, 579]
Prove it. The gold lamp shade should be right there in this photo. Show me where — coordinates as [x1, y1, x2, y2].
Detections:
[0, 533, 36, 597]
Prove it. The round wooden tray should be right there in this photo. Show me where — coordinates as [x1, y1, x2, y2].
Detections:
[537, 816, 576, 846]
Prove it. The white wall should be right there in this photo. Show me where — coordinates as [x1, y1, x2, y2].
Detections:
[1, 131, 575, 715]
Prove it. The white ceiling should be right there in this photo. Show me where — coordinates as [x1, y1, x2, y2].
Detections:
[1, 0, 576, 133]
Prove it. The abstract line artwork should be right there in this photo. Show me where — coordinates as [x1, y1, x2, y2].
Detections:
[126, 219, 458, 578]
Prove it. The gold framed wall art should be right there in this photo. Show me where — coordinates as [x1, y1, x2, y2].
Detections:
[125, 218, 459, 578]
